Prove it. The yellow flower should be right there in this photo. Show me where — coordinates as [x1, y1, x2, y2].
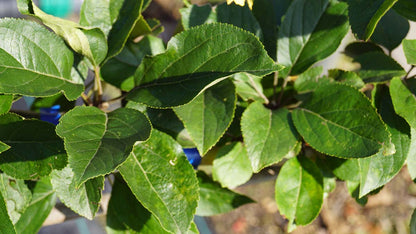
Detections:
[226, 0, 254, 9]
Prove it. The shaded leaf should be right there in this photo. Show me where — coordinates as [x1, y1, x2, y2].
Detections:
[403, 39, 416, 65]
[180, 4, 216, 29]
[56, 106, 151, 186]
[174, 80, 236, 155]
[354, 51, 405, 83]
[80, 0, 145, 59]
[328, 69, 365, 89]
[0, 186, 16, 234]
[347, 0, 398, 40]
[0, 18, 83, 100]
[101, 36, 165, 91]
[0, 113, 66, 180]
[118, 130, 199, 234]
[51, 166, 104, 220]
[127, 23, 280, 108]
[358, 85, 410, 197]
[106, 175, 169, 234]
[277, 0, 349, 76]
[196, 171, 253, 216]
[212, 142, 252, 188]
[344, 41, 384, 59]
[275, 156, 323, 230]
[0, 95, 13, 114]
[347, 180, 368, 206]
[292, 83, 393, 158]
[390, 77, 416, 129]
[394, 0, 416, 21]
[241, 102, 300, 172]
[371, 9, 409, 51]
[325, 157, 360, 182]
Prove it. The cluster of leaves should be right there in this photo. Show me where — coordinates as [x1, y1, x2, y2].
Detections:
[0, 0, 416, 233]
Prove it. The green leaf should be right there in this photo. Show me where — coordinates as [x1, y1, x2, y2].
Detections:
[0, 18, 83, 100]
[180, 4, 216, 29]
[344, 41, 384, 59]
[106, 175, 169, 234]
[127, 23, 280, 108]
[118, 130, 199, 234]
[390, 77, 416, 129]
[325, 157, 360, 182]
[408, 128, 416, 180]
[394, 0, 416, 21]
[0, 174, 32, 224]
[212, 142, 252, 188]
[354, 51, 405, 83]
[294, 66, 326, 94]
[18, 0, 108, 66]
[411, 208, 416, 234]
[0, 113, 67, 180]
[0, 141, 9, 154]
[56, 106, 151, 186]
[51, 166, 104, 220]
[241, 102, 300, 172]
[327, 69, 365, 89]
[101, 36, 165, 91]
[15, 177, 56, 234]
[0, 186, 16, 234]
[277, 0, 349, 76]
[403, 40, 416, 65]
[80, 0, 144, 59]
[347, 0, 398, 40]
[275, 156, 323, 229]
[346, 180, 368, 206]
[370, 9, 409, 51]
[292, 83, 393, 158]
[0, 95, 13, 114]
[173, 80, 236, 155]
[233, 73, 267, 102]
[358, 85, 410, 197]
[196, 171, 253, 216]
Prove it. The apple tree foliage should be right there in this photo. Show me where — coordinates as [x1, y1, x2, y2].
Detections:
[0, 0, 415, 233]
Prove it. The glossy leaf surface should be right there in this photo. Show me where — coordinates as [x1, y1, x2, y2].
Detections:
[354, 52, 405, 83]
[127, 23, 280, 108]
[196, 171, 253, 216]
[212, 142, 252, 188]
[277, 0, 349, 76]
[390, 77, 416, 129]
[0, 18, 83, 100]
[51, 167, 104, 220]
[347, 0, 398, 40]
[275, 157, 323, 229]
[119, 130, 199, 234]
[56, 106, 151, 186]
[358, 85, 410, 197]
[106, 175, 169, 234]
[242, 102, 300, 172]
[174, 80, 236, 155]
[0, 113, 66, 180]
[292, 83, 392, 158]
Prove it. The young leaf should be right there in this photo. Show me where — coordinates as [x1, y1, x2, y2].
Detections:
[370, 10, 409, 51]
[275, 157, 323, 230]
[196, 171, 253, 216]
[56, 106, 151, 186]
[18, 0, 108, 66]
[101, 36, 165, 91]
[14, 177, 56, 234]
[212, 142, 253, 189]
[354, 52, 405, 83]
[241, 102, 300, 172]
[0, 174, 32, 224]
[127, 23, 280, 108]
[0, 187, 16, 234]
[0, 18, 83, 100]
[390, 77, 416, 129]
[403, 39, 416, 65]
[0, 95, 13, 114]
[292, 83, 393, 158]
[106, 175, 169, 234]
[358, 85, 410, 197]
[408, 128, 416, 180]
[173, 80, 236, 155]
[80, 0, 145, 59]
[0, 113, 67, 180]
[232, 73, 267, 102]
[347, 0, 398, 40]
[277, 0, 349, 76]
[118, 130, 199, 234]
[394, 0, 416, 21]
[50, 166, 104, 220]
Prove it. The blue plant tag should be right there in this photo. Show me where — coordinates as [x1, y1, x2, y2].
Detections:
[183, 148, 202, 169]
[40, 105, 61, 125]
[39, 0, 72, 18]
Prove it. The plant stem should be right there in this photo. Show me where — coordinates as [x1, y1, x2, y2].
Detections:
[81, 93, 93, 106]
[272, 71, 279, 105]
[182, 0, 191, 7]
[277, 76, 289, 106]
[94, 66, 103, 107]
[404, 65, 415, 80]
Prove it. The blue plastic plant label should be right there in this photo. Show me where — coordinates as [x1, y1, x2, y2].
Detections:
[183, 148, 202, 169]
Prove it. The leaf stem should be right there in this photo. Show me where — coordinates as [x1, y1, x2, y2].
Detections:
[182, 0, 191, 7]
[404, 65, 415, 80]
[81, 93, 93, 106]
[277, 76, 289, 106]
[93, 66, 103, 107]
